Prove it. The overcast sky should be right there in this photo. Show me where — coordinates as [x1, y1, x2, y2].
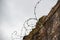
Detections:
[0, 0, 58, 40]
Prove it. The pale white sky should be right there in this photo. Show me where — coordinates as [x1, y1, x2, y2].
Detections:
[0, 0, 58, 40]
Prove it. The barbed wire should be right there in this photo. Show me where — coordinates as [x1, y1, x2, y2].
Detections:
[11, 0, 42, 40]
[34, 0, 41, 20]
[23, 0, 42, 35]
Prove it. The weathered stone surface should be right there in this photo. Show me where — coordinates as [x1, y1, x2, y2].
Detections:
[23, 0, 60, 40]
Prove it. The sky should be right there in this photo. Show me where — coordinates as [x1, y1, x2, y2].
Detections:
[0, 0, 58, 40]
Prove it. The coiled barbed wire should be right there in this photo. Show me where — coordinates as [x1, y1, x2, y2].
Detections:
[22, 0, 42, 35]
[11, 0, 42, 40]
